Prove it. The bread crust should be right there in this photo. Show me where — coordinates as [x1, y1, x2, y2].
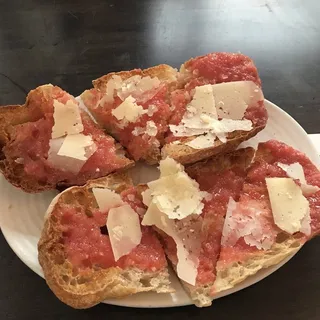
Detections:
[0, 86, 134, 193]
[213, 236, 302, 294]
[38, 173, 173, 309]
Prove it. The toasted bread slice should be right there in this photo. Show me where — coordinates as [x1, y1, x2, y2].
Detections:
[179, 147, 255, 307]
[0, 85, 133, 193]
[38, 172, 173, 309]
[213, 140, 320, 294]
[138, 148, 254, 307]
[81, 65, 178, 164]
[162, 52, 267, 165]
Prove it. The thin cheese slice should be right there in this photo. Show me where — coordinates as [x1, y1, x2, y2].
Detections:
[185, 133, 216, 149]
[47, 135, 96, 174]
[146, 121, 158, 136]
[212, 81, 263, 120]
[52, 100, 83, 138]
[147, 158, 206, 220]
[169, 81, 258, 139]
[188, 84, 217, 118]
[112, 96, 146, 124]
[277, 162, 320, 196]
[118, 75, 161, 100]
[58, 133, 96, 161]
[107, 204, 142, 261]
[266, 177, 310, 234]
[103, 75, 123, 104]
[92, 188, 124, 212]
[159, 157, 184, 177]
[222, 198, 275, 250]
[142, 203, 201, 285]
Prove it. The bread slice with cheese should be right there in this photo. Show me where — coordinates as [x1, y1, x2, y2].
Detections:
[213, 140, 320, 294]
[162, 52, 268, 164]
[82, 53, 267, 166]
[140, 148, 255, 307]
[38, 172, 173, 309]
[81, 65, 178, 164]
[0, 84, 133, 193]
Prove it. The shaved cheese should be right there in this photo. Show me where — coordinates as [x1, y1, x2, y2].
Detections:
[117, 75, 161, 101]
[188, 84, 217, 118]
[169, 125, 209, 137]
[103, 75, 123, 104]
[300, 207, 311, 236]
[147, 104, 158, 116]
[132, 126, 145, 136]
[47, 135, 96, 174]
[52, 100, 83, 138]
[58, 133, 96, 161]
[222, 198, 276, 250]
[216, 132, 227, 143]
[142, 189, 152, 206]
[146, 157, 207, 220]
[159, 157, 184, 177]
[92, 188, 124, 212]
[132, 121, 158, 137]
[212, 81, 263, 120]
[170, 81, 259, 139]
[185, 133, 216, 149]
[301, 184, 320, 196]
[107, 204, 142, 261]
[146, 121, 158, 136]
[277, 162, 306, 184]
[142, 203, 201, 285]
[112, 96, 146, 124]
[266, 178, 310, 234]
[277, 162, 320, 196]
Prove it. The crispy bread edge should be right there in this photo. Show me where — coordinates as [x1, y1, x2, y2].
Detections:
[38, 172, 172, 309]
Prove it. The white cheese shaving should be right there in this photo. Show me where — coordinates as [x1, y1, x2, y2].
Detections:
[266, 177, 310, 235]
[92, 188, 124, 212]
[117, 75, 161, 101]
[221, 198, 275, 250]
[107, 204, 142, 261]
[142, 203, 201, 285]
[147, 104, 158, 116]
[216, 132, 227, 143]
[146, 121, 158, 137]
[47, 134, 96, 174]
[146, 157, 207, 220]
[159, 157, 184, 177]
[112, 96, 146, 124]
[277, 162, 320, 196]
[212, 81, 263, 120]
[185, 133, 216, 149]
[57, 134, 96, 161]
[51, 100, 83, 139]
[132, 121, 158, 137]
[169, 81, 260, 144]
[98, 75, 123, 105]
[132, 126, 145, 136]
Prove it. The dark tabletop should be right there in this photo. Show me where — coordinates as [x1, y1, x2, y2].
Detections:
[1, 0, 320, 319]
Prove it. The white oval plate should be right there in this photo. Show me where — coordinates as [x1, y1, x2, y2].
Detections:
[0, 100, 319, 308]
